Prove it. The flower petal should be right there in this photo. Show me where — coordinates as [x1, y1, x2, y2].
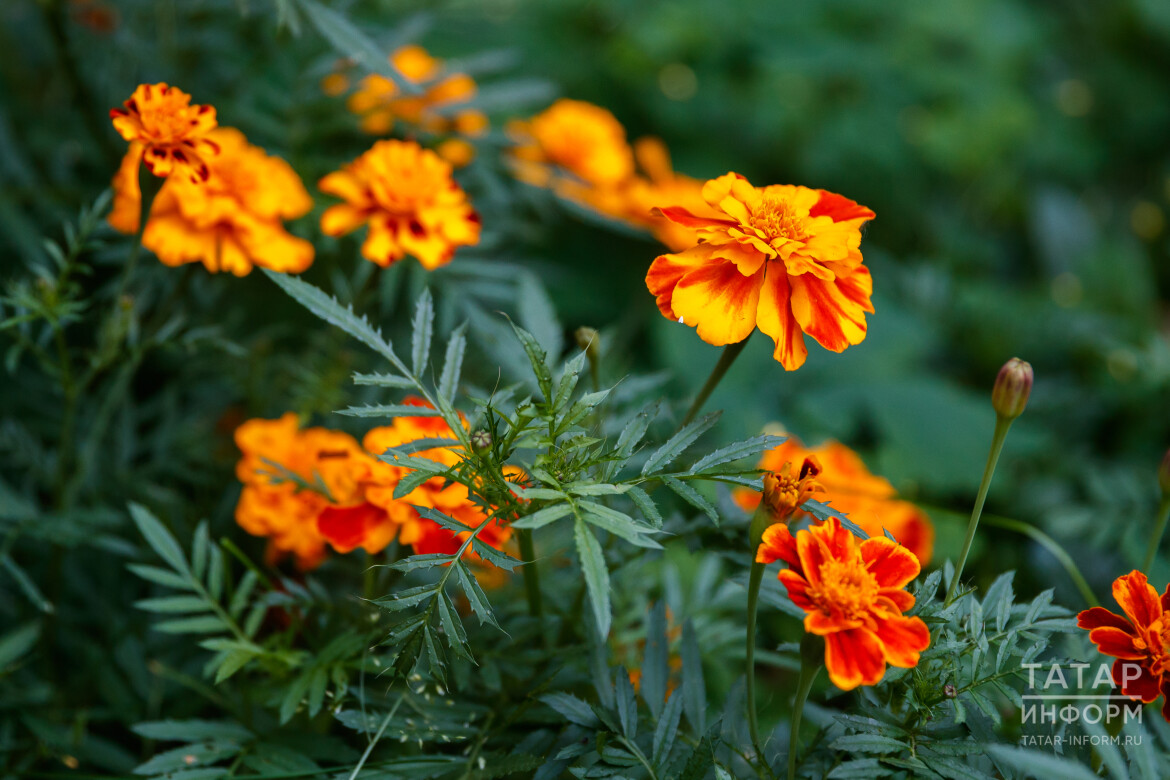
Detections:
[789, 271, 870, 353]
[1087, 627, 1146, 660]
[754, 264, 808, 370]
[1112, 658, 1161, 703]
[873, 614, 930, 667]
[1077, 606, 1135, 633]
[1112, 570, 1163, 630]
[778, 569, 816, 610]
[646, 245, 714, 320]
[757, 523, 800, 569]
[671, 260, 763, 346]
[825, 629, 886, 691]
[809, 190, 875, 223]
[861, 536, 920, 589]
[318, 502, 392, 554]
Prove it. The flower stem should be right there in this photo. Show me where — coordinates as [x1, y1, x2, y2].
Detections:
[787, 637, 821, 780]
[1142, 498, 1170, 573]
[978, 514, 1098, 608]
[946, 416, 1012, 605]
[680, 339, 749, 428]
[745, 507, 772, 756]
[517, 529, 544, 621]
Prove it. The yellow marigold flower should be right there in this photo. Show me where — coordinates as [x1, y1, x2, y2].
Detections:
[108, 127, 314, 275]
[508, 99, 635, 188]
[319, 139, 481, 270]
[436, 138, 477, 168]
[645, 173, 875, 370]
[345, 45, 486, 137]
[320, 72, 350, 97]
[110, 83, 219, 183]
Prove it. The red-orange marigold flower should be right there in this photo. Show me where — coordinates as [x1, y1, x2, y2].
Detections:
[109, 127, 314, 275]
[757, 516, 929, 691]
[110, 83, 219, 183]
[735, 436, 934, 566]
[645, 173, 875, 370]
[319, 140, 481, 270]
[761, 456, 824, 523]
[1078, 571, 1170, 719]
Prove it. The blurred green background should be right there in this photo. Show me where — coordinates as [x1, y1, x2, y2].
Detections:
[2, 0, 1169, 610]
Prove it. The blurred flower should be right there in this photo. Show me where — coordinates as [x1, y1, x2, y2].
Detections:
[320, 72, 350, 97]
[645, 173, 875, 370]
[344, 45, 487, 138]
[757, 516, 929, 690]
[735, 436, 934, 565]
[109, 129, 313, 275]
[1077, 571, 1170, 720]
[622, 138, 717, 251]
[319, 139, 480, 270]
[508, 99, 635, 189]
[110, 83, 219, 183]
[436, 138, 477, 168]
[70, 0, 119, 33]
[234, 414, 368, 570]
[991, 357, 1032, 421]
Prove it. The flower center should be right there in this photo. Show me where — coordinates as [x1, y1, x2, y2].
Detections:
[750, 193, 808, 243]
[812, 556, 878, 620]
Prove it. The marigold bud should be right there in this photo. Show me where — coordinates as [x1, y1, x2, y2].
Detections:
[1159, 449, 1170, 498]
[762, 457, 823, 522]
[575, 326, 601, 361]
[471, 430, 493, 451]
[991, 358, 1032, 420]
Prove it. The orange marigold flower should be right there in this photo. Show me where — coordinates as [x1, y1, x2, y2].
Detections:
[757, 516, 929, 690]
[234, 414, 370, 570]
[508, 99, 635, 189]
[735, 436, 934, 566]
[319, 139, 480, 270]
[317, 398, 513, 563]
[622, 138, 718, 251]
[762, 456, 824, 522]
[645, 173, 875, 370]
[345, 46, 486, 138]
[108, 127, 314, 275]
[110, 83, 219, 183]
[1078, 571, 1170, 719]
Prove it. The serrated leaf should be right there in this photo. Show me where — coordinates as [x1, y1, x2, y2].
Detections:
[652, 686, 684, 766]
[154, 616, 230, 635]
[642, 602, 669, 717]
[129, 503, 190, 578]
[689, 434, 785, 473]
[985, 745, 1099, 780]
[455, 562, 499, 628]
[539, 692, 600, 728]
[439, 323, 467, 402]
[129, 564, 196, 591]
[337, 403, 443, 418]
[575, 518, 611, 637]
[627, 486, 663, 529]
[641, 413, 719, 475]
[662, 477, 719, 524]
[681, 620, 706, 734]
[264, 269, 403, 367]
[510, 503, 573, 530]
[580, 501, 662, 549]
[352, 371, 415, 388]
[615, 670, 637, 739]
[518, 272, 563, 360]
[132, 720, 252, 743]
[134, 596, 214, 614]
[507, 319, 553, 400]
[829, 734, 905, 754]
[383, 554, 453, 572]
[411, 289, 434, 376]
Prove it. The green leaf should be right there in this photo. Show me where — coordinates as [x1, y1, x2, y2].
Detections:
[337, 403, 443, 419]
[134, 596, 214, 614]
[628, 487, 663, 529]
[229, 571, 258, 620]
[662, 477, 719, 524]
[352, 371, 414, 389]
[0, 622, 40, 671]
[1, 554, 53, 613]
[580, 502, 662, 549]
[681, 620, 706, 734]
[507, 483, 565, 501]
[574, 518, 611, 637]
[510, 503, 573, 530]
[295, 0, 424, 96]
[383, 554, 453, 572]
[132, 720, 252, 743]
[393, 468, 439, 500]
[192, 522, 209, 582]
[411, 289, 434, 376]
[688, 434, 785, 473]
[829, 734, 905, 754]
[641, 413, 719, 475]
[439, 323, 468, 402]
[470, 537, 523, 571]
[642, 602, 668, 717]
[128, 564, 195, 591]
[552, 352, 586, 412]
[652, 683, 684, 766]
[455, 562, 499, 628]
[435, 591, 472, 662]
[615, 670, 637, 738]
[129, 503, 190, 578]
[507, 319, 553, 400]
[518, 272, 563, 360]
[263, 269, 403, 368]
[567, 483, 631, 496]
[985, 745, 1099, 780]
[153, 616, 230, 635]
[539, 692, 600, 728]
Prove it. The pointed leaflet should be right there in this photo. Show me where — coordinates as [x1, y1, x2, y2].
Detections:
[662, 477, 720, 525]
[574, 517, 611, 638]
[337, 404, 443, 419]
[641, 413, 720, 475]
[296, 0, 424, 96]
[263, 269, 404, 371]
[641, 601, 669, 718]
[681, 620, 706, 733]
[688, 434, 786, 473]
[411, 289, 434, 376]
[506, 319, 553, 400]
[352, 371, 414, 388]
[518, 272, 563, 360]
[129, 503, 190, 578]
[439, 323, 468, 402]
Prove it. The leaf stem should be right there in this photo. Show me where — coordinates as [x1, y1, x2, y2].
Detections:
[946, 416, 1012, 604]
[979, 514, 1098, 607]
[517, 528, 545, 623]
[346, 692, 405, 780]
[680, 340, 748, 428]
[1141, 498, 1170, 573]
[787, 639, 821, 780]
[745, 507, 772, 757]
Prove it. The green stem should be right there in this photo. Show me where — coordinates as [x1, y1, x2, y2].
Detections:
[745, 507, 772, 757]
[1142, 498, 1170, 573]
[980, 515, 1098, 607]
[945, 416, 1012, 604]
[346, 693, 405, 780]
[787, 640, 821, 780]
[680, 339, 749, 428]
[517, 529, 544, 622]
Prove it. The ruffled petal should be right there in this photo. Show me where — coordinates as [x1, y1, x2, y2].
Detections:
[777, 569, 816, 610]
[824, 629, 886, 691]
[788, 271, 870, 353]
[861, 536, 920, 589]
[671, 260, 763, 346]
[754, 264, 808, 370]
[1087, 627, 1145, 660]
[1112, 659, 1161, 703]
[645, 245, 714, 320]
[809, 190, 875, 223]
[757, 523, 800, 569]
[873, 614, 930, 667]
[1077, 606, 1135, 633]
[1112, 571, 1162, 630]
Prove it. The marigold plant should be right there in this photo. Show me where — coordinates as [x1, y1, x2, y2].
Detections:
[110, 82, 219, 182]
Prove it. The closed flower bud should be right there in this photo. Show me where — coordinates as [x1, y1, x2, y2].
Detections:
[575, 326, 601, 361]
[1159, 449, 1170, 498]
[471, 429, 493, 451]
[991, 358, 1032, 420]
